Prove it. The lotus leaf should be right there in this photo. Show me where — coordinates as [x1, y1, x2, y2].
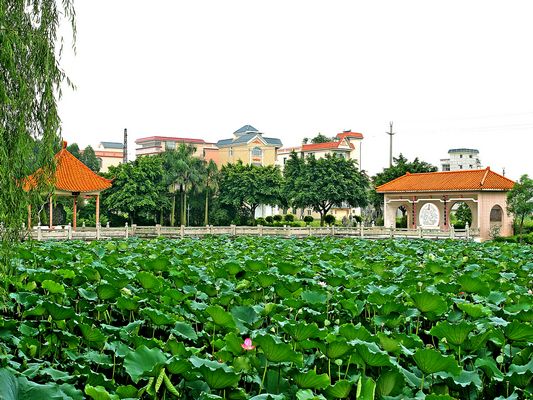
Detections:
[317, 339, 352, 359]
[356, 376, 376, 400]
[429, 320, 475, 346]
[456, 274, 490, 297]
[281, 320, 325, 342]
[410, 292, 448, 315]
[42, 302, 75, 321]
[289, 369, 330, 390]
[123, 345, 167, 383]
[96, 284, 121, 301]
[206, 305, 237, 328]
[412, 348, 461, 375]
[42, 279, 65, 294]
[375, 369, 405, 397]
[254, 334, 303, 364]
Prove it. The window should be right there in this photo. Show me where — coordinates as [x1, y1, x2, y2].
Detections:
[283, 157, 287, 165]
[460, 155, 463, 158]
[442, 164, 450, 171]
[203, 150, 206, 157]
[166, 141, 176, 150]
[459, 165, 463, 169]
[469, 155, 473, 158]
[307, 210, 311, 216]
[251, 147, 262, 157]
[229, 148, 233, 156]
[469, 165, 473, 169]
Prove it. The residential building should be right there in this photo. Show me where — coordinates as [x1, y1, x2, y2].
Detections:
[440, 148, 482, 171]
[135, 136, 219, 165]
[216, 125, 283, 167]
[95, 142, 124, 173]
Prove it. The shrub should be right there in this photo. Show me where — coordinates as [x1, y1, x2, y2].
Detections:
[265, 216, 274, 224]
[255, 217, 266, 226]
[353, 215, 363, 223]
[303, 216, 314, 223]
[273, 214, 283, 222]
[376, 218, 384, 226]
[284, 214, 295, 222]
[396, 215, 407, 228]
[324, 215, 336, 225]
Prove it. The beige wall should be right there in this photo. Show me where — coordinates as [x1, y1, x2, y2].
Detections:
[219, 141, 278, 167]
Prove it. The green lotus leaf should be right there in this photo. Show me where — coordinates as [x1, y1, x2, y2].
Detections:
[223, 261, 242, 275]
[136, 271, 161, 291]
[302, 290, 328, 305]
[456, 274, 490, 297]
[356, 376, 376, 400]
[42, 279, 65, 294]
[339, 323, 373, 342]
[123, 345, 166, 383]
[295, 389, 324, 400]
[475, 357, 504, 381]
[412, 348, 461, 375]
[317, 339, 352, 359]
[42, 301, 75, 320]
[206, 305, 237, 328]
[143, 308, 174, 326]
[410, 292, 448, 315]
[171, 321, 198, 341]
[281, 320, 326, 342]
[245, 259, 266, 271]
[509, 309, 533, 322]
[115, 385, 138, 399]
[146, 256, 170, 272]
[22, 305, 46, 318]
[426, 261, 448, 274]
[254, 334, 303, 365]
[107, 276, 131, 289]
[96, 284, 121, 301]
[376, 332, 402, 355]
[377, 301, 408, 315]
[83, 267, 101, 282]
[224, 332, 244, 356]
[374, 314, 403, 329]
[352, 340, 391, 367]
[435, 283, 461, 294]
[501, 320, 533, 342]
[164, 289, 192, 302]
[274, 283, 294, 299]
[166, 356, 192, 375]
[425, 395, 457, 400]
[283, 279, 304, 293]
[461, 330, 492, 352]
[507, 359, 533, 388]
[338, 299, 365, 317]
[289, 369, 330, 390]
[193, 361, 241, 390]
[375, 369, 405, 397]
[79, 324, 107, 347]
[231, 305, 259, 327]
[487, 291, 507, 305]
[79, 288, 98, 301]
[116, 297, 140, 311]
[322, 379, 354, 399]
[277, 262, 302, 276]
[429, 321, 476, 346]
[255, 273, 277, 288]
[85, 385, 119, 400]
[367, 292, 393, 306]
[457, 302, 490, 318]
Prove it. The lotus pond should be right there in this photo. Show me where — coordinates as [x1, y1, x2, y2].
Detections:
[1, 236, 533, 400]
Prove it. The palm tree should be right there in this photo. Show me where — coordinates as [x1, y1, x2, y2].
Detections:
[161, 143, 196, 226]
[179, 155, 206, 226]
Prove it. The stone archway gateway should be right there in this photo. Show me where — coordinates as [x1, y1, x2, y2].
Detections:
[24, 141, 113, 229]
[376, 167, 516, 240]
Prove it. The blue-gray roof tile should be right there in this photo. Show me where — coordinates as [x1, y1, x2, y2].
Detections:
[233, 125, 258, 134]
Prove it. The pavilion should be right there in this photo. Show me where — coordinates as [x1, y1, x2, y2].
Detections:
[376, 167, 516, 239]
[25, 141, 113, 229]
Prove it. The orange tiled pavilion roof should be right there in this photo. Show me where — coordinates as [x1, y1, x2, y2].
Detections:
[376, 167, 515, 193]
[25, 141, 113, 193]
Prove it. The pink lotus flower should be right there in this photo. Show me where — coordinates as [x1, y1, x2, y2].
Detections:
[528, 290, 532, 294]
[318, 281, 327, 287]
[459, 292, 465, 295]
[241, 338, 255, 351]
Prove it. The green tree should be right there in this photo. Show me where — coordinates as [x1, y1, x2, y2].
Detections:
[372, 154, 438, 219]
[283, 152, 369, 226]
[0, 0, 75, 273]
[302, 133, 335, 145]
[454, 203, 472, 226]
[67, 143, 82, 160]
[81, 145, 100, 173]
[506, 174, 533, 244]
[102, 156, 169, 225]
[218, 161, 283, 225]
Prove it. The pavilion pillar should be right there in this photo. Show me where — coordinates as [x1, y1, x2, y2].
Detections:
[412, 196, 416, 229]
[28, 204, 32, 229]
[96, 194, 100, 226]
[49, 197, 53, 229]
[72, 196, 78, 229]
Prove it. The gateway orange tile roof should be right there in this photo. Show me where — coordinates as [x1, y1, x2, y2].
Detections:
[25, 141, 113, 193]
[302, 141, 355, 151]
[376, 167, 515, 193]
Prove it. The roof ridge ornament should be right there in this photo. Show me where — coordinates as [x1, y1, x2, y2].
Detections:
[480, 167, 490, 187]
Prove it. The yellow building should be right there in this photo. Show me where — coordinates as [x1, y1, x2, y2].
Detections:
[216, 125, 282, 167]
[95, 142, 124, 173]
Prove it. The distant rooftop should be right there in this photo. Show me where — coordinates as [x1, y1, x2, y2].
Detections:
[234, 125, 259, 135]
[100, 141, 124, 149]
[448, 148, 479, 154]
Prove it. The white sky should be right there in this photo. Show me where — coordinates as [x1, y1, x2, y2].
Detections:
[58, 1, 533, 181]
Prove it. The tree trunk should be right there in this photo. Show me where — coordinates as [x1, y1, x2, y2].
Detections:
[319, 210, 326, 227]
[205, 188, 209, 226]
[171, 193, 176, 227]
[182, 192, 187, 226]
[520, 215, 525, 245]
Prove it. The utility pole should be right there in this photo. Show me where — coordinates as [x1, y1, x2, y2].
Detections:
[386, 122, 395, 167]
[123, 128, 128, 164]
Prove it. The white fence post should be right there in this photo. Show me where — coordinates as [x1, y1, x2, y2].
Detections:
[418, 226, 422, 239]
[307, 224, 312, 237]
[156, 224, 162, 236]
[37, 226, 42, 241]
[466, 222, 470, 240]
[180, 225, 185, 238]
[96, 223, 101, 240]
[125, 222, 129, 239]
[231, 224, 236, 236]
[67, 223, 72, 240]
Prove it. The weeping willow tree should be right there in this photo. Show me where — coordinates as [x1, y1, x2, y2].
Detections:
[0, 1, 76, 275]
